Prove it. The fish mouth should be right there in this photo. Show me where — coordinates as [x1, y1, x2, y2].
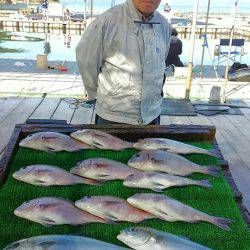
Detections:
[19, 139, 26, 147]
[127, 197, 136, 206]
[12, 172, 20, 180]
[14, 208, 22, 217]
[70, 167, 82, 176]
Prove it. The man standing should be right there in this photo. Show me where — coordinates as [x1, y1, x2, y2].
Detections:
[165, 28, 184, 68]
[76, 0, 171, 125]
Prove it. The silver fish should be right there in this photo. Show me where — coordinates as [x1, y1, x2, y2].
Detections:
[19, 132, 92, 153]
[75, 196, 155, 223]
[133, 138, 217, 157]
[123, 172, 211, 192]
[70, 129, 133, 150]
[12, 165, 101, 186]
[4, 234, 128, 250]
[127, 193, 234, 230]
[71, 158, 141, 181]
[117, 227, 212, 250]
[127, 150, 218, 177]
[14, 197, 107, 226]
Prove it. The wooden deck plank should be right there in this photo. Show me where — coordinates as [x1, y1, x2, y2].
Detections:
[160, 115, 172, 125]
[209, 115, 250, 168]
[0, 97, 42, 153]
[207, 115, 250, 211]
[0, 97, 25, 124]
[50, 99, 76, 124]
[169, 116, 192, 125]
[225, 115, 250, 140]
[29, 98, 62, 120]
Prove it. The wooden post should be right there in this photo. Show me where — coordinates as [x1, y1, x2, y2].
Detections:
[199, 0, 211, 78]
[222, 0, 238, 103]
[84, 0, 87, 28]
[185, 0, 200, 99]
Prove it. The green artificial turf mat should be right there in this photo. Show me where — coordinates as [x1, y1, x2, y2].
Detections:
[0, 142, 249, 249]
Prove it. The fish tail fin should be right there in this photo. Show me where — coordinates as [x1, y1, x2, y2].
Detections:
[205, 166, 219, 177]
[198, 179, 212, 189]
[210, 217, 234, 230]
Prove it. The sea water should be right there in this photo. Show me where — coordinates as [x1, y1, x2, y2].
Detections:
[1, 32, 249, 66]
[60, 0, 250, 14]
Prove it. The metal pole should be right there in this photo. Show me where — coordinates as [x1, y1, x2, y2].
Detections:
[84, 0, 87, 28]
[222, 0, 238, 103]
[199, 0, 211, 78]
[185, 0, 200, 99]
[90, 0, 93, 19]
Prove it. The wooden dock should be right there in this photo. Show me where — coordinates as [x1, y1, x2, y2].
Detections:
[1, 18, 250, 39]
[0, 96, 249, 214]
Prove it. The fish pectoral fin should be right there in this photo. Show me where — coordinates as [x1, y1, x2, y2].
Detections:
[103, 200, 122, 206]
[42, 136, 59, 141]
[151, 158, 165, 164]
[95, 174, 110, 179]
[152, 181, 165, 187]
[40, 217, 57, 225]
[103, 212, 120, 221]
[151, 182, 165, 192]
[44, 147, 58, 153]
[151, 187, 164, 193]
[39, 241, 57, 248]
[34, 179, 48, 186]
[155, 208, 170, 219]
[92, 139, 104, 148]
[40, 217, 56, 224]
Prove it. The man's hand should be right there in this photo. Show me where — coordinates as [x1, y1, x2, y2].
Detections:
[82, 99, 96, 108]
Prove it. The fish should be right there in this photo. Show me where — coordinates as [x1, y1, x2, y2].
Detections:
[12, 165, 101, 186]
[19, 132, 92, 153]
[117, 227, 212, 250]
[75, 196, 155, 223]
[127, 150, 219, 177]
[123, 172, 211, 192]
[133, 138, 217, 157]
[4, 234, 128, 250]
[127, 193, 234, 230]
[70, 129, 133, 150]
[14, 197, 108, 226]
[70, 158, 141, 181]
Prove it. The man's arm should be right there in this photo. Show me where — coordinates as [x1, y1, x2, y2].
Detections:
[76, 18, 104, 100]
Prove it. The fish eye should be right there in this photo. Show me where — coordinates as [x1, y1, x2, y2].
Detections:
[86, 196, 91, 199]
[135, 154, 140, 158]
[130, 228, 136, 232]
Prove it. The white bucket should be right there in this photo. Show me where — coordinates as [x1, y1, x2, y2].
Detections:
[36, 54, 48, 69]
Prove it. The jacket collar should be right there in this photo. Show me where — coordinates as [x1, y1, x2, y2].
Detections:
[125, 0, 161, 24]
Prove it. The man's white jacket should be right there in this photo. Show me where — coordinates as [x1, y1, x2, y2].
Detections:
[76, 0, 171, 124]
